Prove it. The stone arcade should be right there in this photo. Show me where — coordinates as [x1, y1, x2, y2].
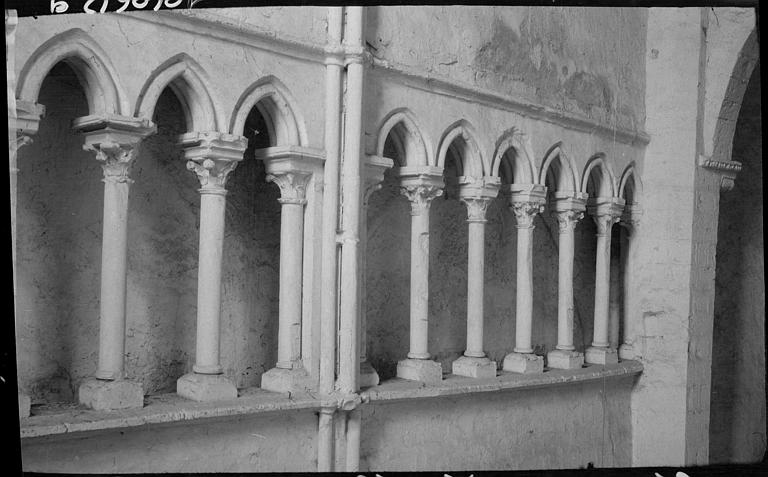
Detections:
[8, 5, 764, 472]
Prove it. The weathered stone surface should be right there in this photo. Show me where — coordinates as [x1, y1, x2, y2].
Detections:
[19, 393, 31, 419]
[452, 356, 497, 379]
[396, 358, 442, 384]
[78, 378, 144, 411]
[176, 373, 237, 402]
[359, 361, 380, 388]
[502, 353, 544, 374]
[260, 367, 315, 394]
[547, 349, 584, 370]
[585, 347, 618, 365]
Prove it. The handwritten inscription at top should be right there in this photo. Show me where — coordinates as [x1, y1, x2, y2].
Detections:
[50, 0, 206, 14]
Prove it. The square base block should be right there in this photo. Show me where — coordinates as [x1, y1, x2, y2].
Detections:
[18, 393, 31, 419]
[396, 358, 443, 384]
[547, 349, 585, 370]
[176, 373, 238, 402]
[79, 378, 144, 410]
[261, 367, 314, 394]
[359, 360, 380, 388]
[618, 343, 636, 360]
[452, 356, 498, 379]
[585, 346, 619, 365]
[502, 352, 544, 374]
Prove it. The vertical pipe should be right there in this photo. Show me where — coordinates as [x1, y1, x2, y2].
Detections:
[193, 189, 227, 374]
[337, 5, 365, 395]
[319, 6, 344, 395]
[345, 408, 362, 471]
[317, 408, 335, 472]
[96, 174, 132, 379]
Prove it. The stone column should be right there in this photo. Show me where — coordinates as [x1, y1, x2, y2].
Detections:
[503, 184, 547, 374]
[452, 176, 500, 378]
[547, 193, 587, 370]
[257, 146, 325, 393]
[609, 232, 622, 350]
[71, 115, 156, 410]
[358, 155, 393, 387]
[176, 131, 246, 402]
[585, 199, 625, 365]
[396, 167, 444, 383]
[9, 99, 45, 418]
[618, 206, 641, 360]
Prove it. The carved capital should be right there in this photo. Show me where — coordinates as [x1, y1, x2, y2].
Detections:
[400, 184, 443, 216]
[461, 196, 493, 223]
[593, 213, 622, 236]
[554, 209, 584, 233]
[510, 201, 545, 229]
[268, 171, 312, 205]
[14, 132, 34, 149]
[84, 141, 139, 184]
[187, 158, 238, 193]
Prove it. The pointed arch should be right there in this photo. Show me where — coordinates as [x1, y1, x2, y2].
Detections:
[538, 142, 580, 193]
[581, 153, 618, 198]
[436, 119, 485, 177]
[619, 162, 642, 205]
[376, 108, 430, 167]
[135, 54, 221, 132]
[229, 76, 307, 146]
[16, 28, 127, 115]
[491, 128, 537, 185]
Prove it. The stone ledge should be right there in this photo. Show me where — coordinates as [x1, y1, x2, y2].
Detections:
[20, 361, 642, 440]
[361, 360, 643, 403]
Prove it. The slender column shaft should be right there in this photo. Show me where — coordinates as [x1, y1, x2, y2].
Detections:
[461, 196, 491, 358]
[510, 202, 542, 354]
[409, 209, 431, 358]
[345, 409, 362, 471]
[591, 214, 619, 348]
[278, 201, 305, 366]
[609, 235, 622, 349]
[317, 408, 335, 472]
[193, 190, 227, 373]
[97, 172, 132, 379]
[400, 183, 442, 360]
[621, 224, 635, 349]
[555, 210, 582, 351]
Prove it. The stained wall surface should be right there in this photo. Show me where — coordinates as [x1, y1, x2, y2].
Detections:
[360, 377, 634, 471]
[366, 6, 647, 132]
[710, 64, 765, 464]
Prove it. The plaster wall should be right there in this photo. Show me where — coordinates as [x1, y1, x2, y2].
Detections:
[21, 410, 318, 473]
[366, 6, 646, 132]
[710, 66, 766, 464]
[359, 377, 634, 471]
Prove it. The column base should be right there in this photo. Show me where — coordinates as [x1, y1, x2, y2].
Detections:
[618, 343, 636, 360]
[359, 360, 380, 388]
[78, 378, 144, 410]
[546, 349, 585, 370]
[261, 366, 315, 394]
[396, 358, 442, 383]
[177, 373, 238, 402]
[18, 393, 31, 419]
[585, 346, 619, 365]
[502, 352, 544, 374]
[452, 356, 497, 379]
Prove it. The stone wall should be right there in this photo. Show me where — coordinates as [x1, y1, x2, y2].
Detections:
[710, 64, 765, 464]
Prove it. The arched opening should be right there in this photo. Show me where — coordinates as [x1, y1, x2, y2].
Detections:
[429, 139, 468, 372]
[365, 124, 413, 380]
[124, 86, 200, 394]
[710, 62, 765, 464]
[220, 103, 281, 388]
[16, 61, 102, 405]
